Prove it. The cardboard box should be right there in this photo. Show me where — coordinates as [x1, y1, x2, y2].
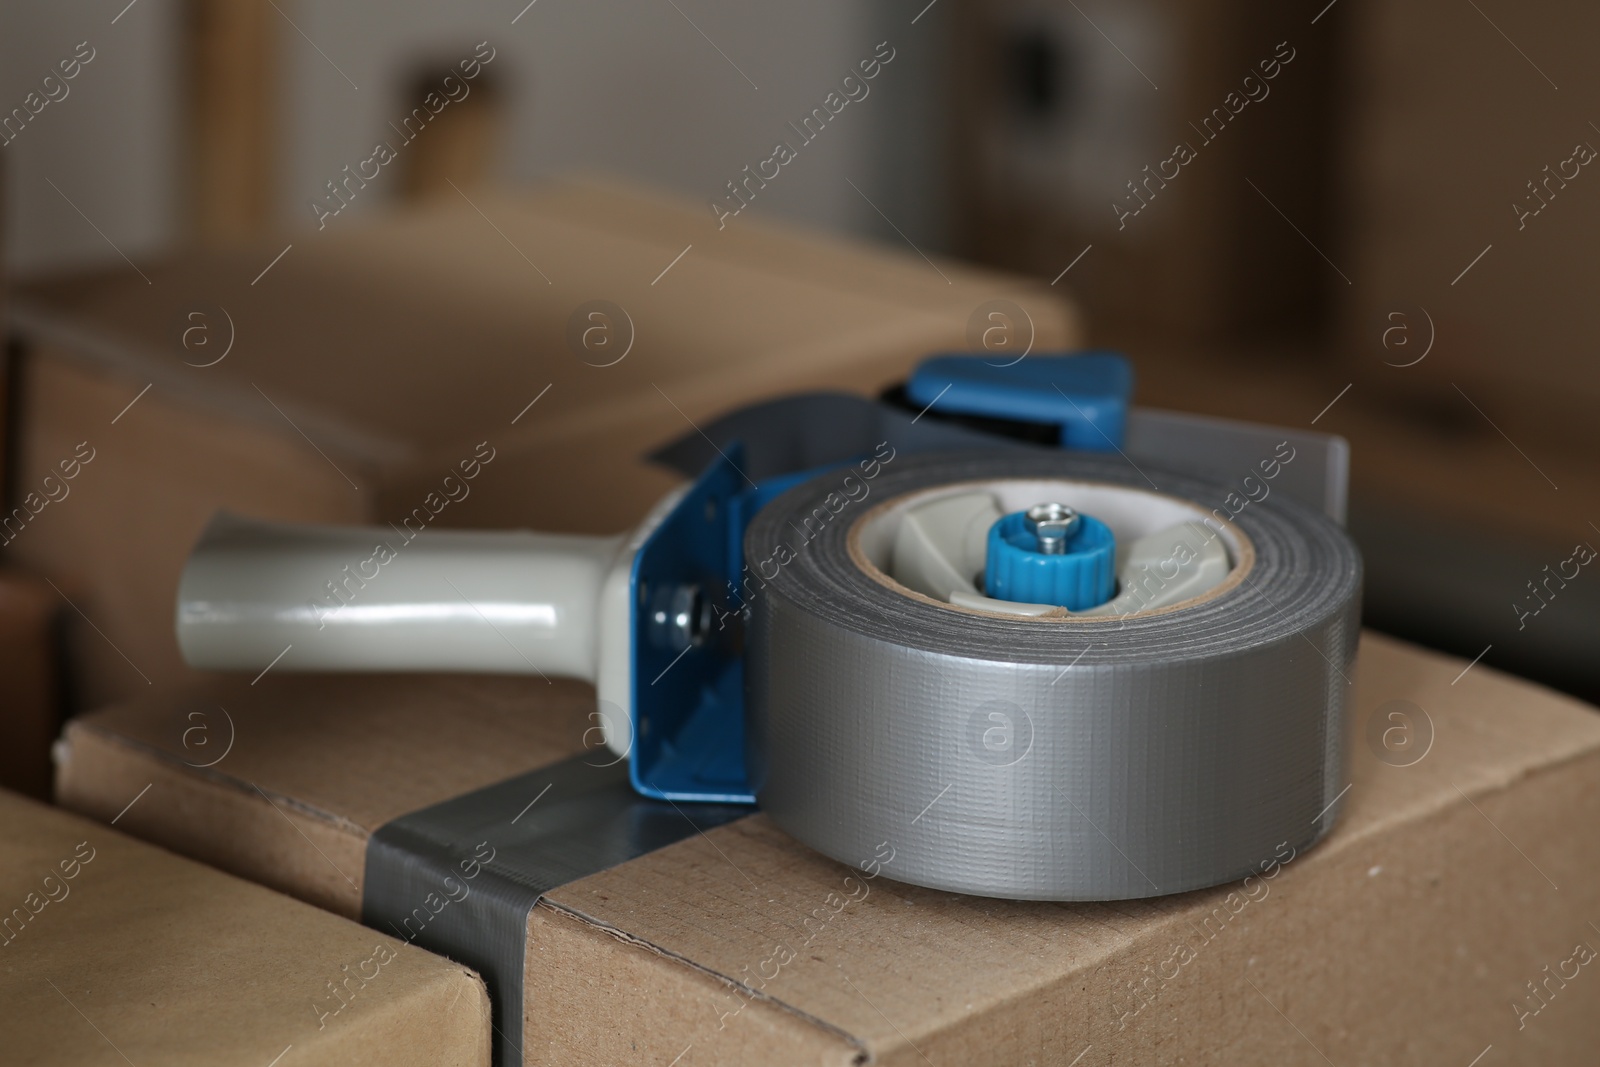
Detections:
[950, 0, 1340, 343]
[1338, 0, 1600, 423]
[0, 156, 63, 802]
[1081, 336, 1600, 702]
[0, 788, 489, 1065]
[0, 569, 61, 799]
[56, 633, 1600, 1065]
[5, 175, 1078, 708]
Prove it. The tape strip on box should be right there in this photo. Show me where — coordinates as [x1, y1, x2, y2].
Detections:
[364, 756, 747, 1066]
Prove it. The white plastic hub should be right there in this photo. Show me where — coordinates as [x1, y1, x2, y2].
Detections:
[857, 479, 1238, 618]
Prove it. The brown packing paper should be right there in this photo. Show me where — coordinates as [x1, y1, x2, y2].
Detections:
[0, 789, 490, 1066]
[7, 176, 1079, 708]
[57, 633, 1600, 1065]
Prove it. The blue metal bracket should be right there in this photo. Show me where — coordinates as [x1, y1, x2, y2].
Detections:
[628, 448, 750, 804]
[629, 451, 831, 804]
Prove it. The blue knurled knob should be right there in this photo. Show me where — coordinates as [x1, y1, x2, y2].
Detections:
[984, 505, 1116, 610]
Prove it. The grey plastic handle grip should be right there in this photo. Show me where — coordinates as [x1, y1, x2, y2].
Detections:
[176, 512, 626, 680]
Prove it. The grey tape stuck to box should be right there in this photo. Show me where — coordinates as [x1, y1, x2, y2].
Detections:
[363, 757, 747, 1067]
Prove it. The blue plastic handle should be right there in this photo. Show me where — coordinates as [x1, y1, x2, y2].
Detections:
[905, 351, 1133, 451]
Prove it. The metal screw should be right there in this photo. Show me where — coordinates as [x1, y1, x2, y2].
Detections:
[1025, 503, 1080, 554]
[648, 584, 711, 651]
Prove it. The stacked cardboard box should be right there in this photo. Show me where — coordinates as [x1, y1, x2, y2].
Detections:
[950, 0, 1340, 343]
[0, 571, 59, 798]
[5, 175, 1078, 709]
[1, 154, 65, 801]
[1338, 0, 1600, 427]
[56, 633, 1600, 1065]
[0, 789, 489, 1064]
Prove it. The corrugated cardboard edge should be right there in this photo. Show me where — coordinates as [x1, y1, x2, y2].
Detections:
[532, 173, 1086, 324]
[529, 898, 871, 1067]
[10, 303, 410, 471]
[57, 718, 372, 917]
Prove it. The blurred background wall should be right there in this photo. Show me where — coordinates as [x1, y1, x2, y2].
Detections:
[2, 2, 182, 272]
[2, 0, 1596, 704]
[1, 0, 951, 269]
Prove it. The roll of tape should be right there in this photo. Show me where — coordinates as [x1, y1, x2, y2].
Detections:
[746, 450, 1361, 900]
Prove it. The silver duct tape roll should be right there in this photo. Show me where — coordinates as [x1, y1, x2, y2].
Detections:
[746, 451, 1362, 901]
